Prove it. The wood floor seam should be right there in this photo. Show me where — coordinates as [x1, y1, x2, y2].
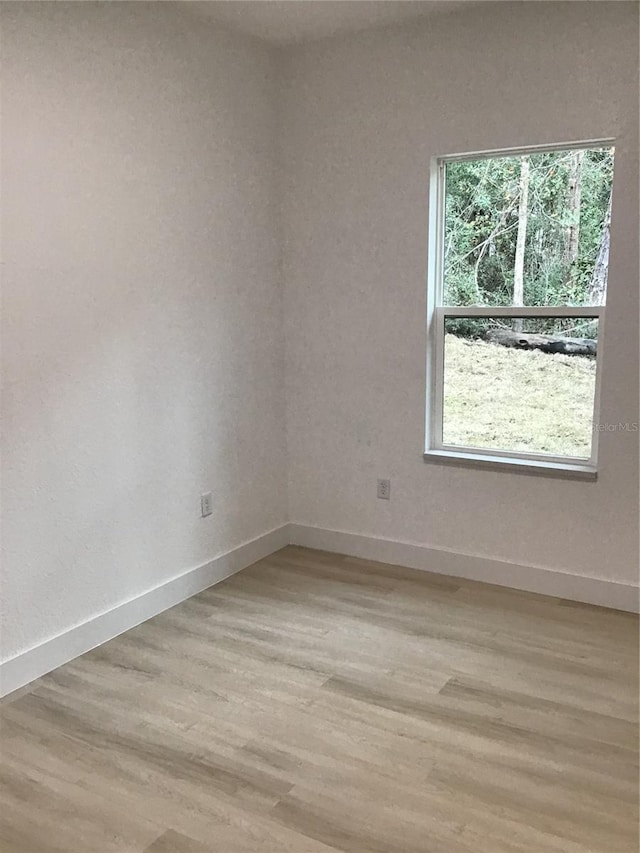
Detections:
[1, 545, 637, 853]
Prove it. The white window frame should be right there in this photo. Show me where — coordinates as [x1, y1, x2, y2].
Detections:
[425, 140, 613, 479]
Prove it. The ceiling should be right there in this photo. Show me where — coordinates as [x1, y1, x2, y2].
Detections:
[184, 1, 476, 46]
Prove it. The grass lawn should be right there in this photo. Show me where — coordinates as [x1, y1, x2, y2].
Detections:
[443, 334, 597, 458]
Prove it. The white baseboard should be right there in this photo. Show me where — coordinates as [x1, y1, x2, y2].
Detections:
[3, 521, 636, 698]
[288, 524, 639, 614]
[0, 525, 289, 699]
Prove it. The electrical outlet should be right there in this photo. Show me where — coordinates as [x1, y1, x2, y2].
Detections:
[201, 491, 213, 517]
[377, 479, 391, 500]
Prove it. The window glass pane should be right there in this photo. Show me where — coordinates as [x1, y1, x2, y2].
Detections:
[442, 317, 598, 458]
[443, 148, 614, 308]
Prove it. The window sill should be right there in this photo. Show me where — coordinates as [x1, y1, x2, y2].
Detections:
[423, 449, 597, 480]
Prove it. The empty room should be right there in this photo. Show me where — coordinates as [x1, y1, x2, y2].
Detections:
[1, 1, 638, 851]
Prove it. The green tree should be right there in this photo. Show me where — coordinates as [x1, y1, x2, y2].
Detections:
[443, 147, 614, 323]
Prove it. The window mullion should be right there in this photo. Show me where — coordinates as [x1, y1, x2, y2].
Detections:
[440, 306, 604, 319]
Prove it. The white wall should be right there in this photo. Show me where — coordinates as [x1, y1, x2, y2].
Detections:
[1, 2, 287, 662]
[282, 2, 639, 586]
[2, 2, 638, 674]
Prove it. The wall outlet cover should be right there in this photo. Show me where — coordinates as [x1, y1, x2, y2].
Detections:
[201, 492, 213, 517]
[377, 479, 391, 500]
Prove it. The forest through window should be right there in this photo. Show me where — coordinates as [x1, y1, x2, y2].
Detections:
[443, 147, 613, 310]
[429, 144, 614, 466]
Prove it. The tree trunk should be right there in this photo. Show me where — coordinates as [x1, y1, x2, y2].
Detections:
[486, 328, 596, 356]
[513, 156, 530, 330]
[589, 191, 612, 306]
[563, 150, 584, 274]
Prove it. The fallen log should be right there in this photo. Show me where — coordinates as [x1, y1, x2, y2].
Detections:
[485, 328, 597, 356]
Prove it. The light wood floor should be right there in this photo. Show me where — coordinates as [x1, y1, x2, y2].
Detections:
[1, 546, 638, 852]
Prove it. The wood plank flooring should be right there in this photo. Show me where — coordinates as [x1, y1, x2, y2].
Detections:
[1, 546, 638, 852]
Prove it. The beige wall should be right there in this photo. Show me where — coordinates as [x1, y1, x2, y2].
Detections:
[281, 2, 639, 585]
[1, 2, 286, 660]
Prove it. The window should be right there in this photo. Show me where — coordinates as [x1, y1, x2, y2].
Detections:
[425, 142, 615, 476]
